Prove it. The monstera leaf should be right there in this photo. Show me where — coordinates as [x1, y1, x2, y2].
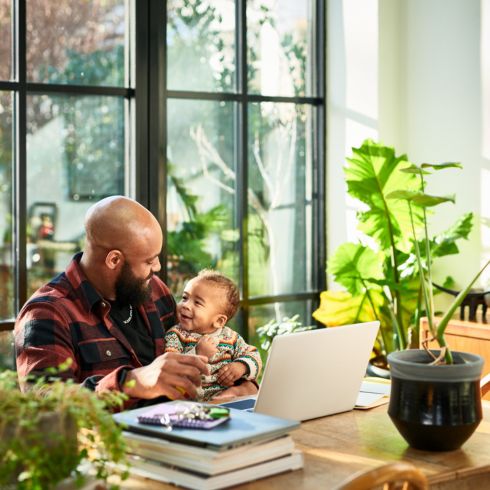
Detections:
[327, 243, 384, 296]
[345, 140, 422, 253]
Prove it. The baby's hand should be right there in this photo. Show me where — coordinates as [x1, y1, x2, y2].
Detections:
[196, 336, 219, 360]
[217, 362, 247, 387]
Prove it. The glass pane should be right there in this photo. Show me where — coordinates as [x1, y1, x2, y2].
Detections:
[0, 331, 14, 370]
[167, 0, 235, 92]
[247, 0, 314, 97]
[0, 1, 12, 80]
[26, 94, 125, 296]
[26, 1, 126, 86]
[167, 99, 238, 295]
[249, 300, 314, 359]
[0, 92, 14, 321]
[248, 102, 313, 296]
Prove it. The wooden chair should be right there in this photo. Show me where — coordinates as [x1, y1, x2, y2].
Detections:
[338, 462, 428, 490]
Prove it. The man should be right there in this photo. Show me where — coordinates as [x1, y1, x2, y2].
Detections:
[15, 196, 255, 406]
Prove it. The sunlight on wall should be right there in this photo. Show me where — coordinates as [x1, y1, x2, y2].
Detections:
[482, 0, 490, 159]
[340, 0, 379, 242]
[344, 0, 379, 120]
[481, 0, 490, 289]
[481, 168, 490, 287]
[327, 0, 379, 286]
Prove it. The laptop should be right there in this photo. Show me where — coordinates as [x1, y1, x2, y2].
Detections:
[220, 321, 380, 421]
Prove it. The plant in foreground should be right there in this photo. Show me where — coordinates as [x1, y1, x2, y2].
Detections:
[0, 362, 129, 490]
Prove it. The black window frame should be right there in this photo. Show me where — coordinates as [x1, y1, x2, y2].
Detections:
[0, 0, 326, 340]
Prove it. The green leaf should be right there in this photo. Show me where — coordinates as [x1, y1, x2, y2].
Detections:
[411, 193, 455, 207]
[399, 164, 431, 175]
[431, 212, 473, 258]
[327, 243, 384, 295]
[345, 140, 422, 252]
[386, 190, 419, 200]
[387, 190, 455, 207]
[312, 290, 383, 326]
[421, 162, 462, 170]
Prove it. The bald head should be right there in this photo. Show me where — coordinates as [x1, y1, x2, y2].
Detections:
[84, 196, 162, 256]
[79, 196, 162, 302]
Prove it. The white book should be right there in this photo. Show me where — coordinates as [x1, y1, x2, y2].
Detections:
[123, 431, 295, 475]
[126, 451, 304, 490]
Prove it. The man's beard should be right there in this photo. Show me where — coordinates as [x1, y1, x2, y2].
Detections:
[115, 262, 152, 306]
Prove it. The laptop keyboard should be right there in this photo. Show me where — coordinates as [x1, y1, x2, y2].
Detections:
[219, 398, 256, 411]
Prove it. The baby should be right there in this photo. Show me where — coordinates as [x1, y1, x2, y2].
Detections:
[164, 269, 262, 402]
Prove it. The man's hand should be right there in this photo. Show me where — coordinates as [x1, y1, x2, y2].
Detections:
[122, 352, 209, 400]
[216, 362, 247, 387]
[196, 336, 218, 360]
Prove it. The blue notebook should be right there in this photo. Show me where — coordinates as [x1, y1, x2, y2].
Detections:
[113, 400, 300, 451]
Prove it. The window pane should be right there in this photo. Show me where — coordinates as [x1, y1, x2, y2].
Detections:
[167, 99, 238, 294]
[26, 1, 126, 86]
[0, 331, 14, 370]
[0, 1, 12, 81]
[167, 0, 235, 92]
[0, 92, 13, 321]
[247, 0, 314, 97]
[26, 94, 125, 296]
[249, 300, 314, 357]
[248, 102, 313, 296]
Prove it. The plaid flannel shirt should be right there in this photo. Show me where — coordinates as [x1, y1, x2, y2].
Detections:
[15, 253, 177, 401]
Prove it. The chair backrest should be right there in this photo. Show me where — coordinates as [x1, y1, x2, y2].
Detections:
[338, 462, 428, 490]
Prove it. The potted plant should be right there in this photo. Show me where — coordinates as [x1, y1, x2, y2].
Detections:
[312, 140, 474, 368]
[0, 363, 129, 489]
[385, 161, 490, 451]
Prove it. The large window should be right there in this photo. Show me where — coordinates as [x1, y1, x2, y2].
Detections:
[0, 0, 132, 363]
[1, 1, 325, 351]
[164, 0, 325, 338]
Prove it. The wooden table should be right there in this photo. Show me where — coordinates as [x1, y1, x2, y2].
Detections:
[121, 401, 490, 490]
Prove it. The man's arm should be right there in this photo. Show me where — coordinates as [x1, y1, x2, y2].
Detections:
[15, 303, 209, 401]
[15, 303, 84, 383]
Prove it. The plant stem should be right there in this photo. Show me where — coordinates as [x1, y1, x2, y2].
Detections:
[362, 283, 388, 354]
[419, 170, 436, 333]
[374, 165, 405, 347]
[436, 258, 490, 363]
[408, 202, 436, 339]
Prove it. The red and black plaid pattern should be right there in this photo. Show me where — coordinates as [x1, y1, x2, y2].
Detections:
[15, 253, 177, 396]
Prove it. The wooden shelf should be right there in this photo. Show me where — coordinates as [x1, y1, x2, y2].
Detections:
[420, 316, 490, 399]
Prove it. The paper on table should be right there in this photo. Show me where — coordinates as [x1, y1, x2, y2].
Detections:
[355, 392, 387, 408]
[360, 381, 391, 396]
[355, 378, 391, 409]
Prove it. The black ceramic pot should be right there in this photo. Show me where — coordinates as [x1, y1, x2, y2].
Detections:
[387, 349, 483, 451]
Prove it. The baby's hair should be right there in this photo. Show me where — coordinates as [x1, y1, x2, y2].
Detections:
[197, 269, 240, 320]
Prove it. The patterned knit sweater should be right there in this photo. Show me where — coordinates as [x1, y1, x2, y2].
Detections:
[164, 325, 262, 402]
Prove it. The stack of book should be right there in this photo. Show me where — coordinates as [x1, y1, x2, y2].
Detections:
[113, 401, 303, 490]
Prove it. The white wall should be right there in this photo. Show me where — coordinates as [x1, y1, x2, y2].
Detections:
[327, 0, 490, 291]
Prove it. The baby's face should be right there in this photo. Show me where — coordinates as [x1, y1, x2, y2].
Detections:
[177, 278, 227, 334]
